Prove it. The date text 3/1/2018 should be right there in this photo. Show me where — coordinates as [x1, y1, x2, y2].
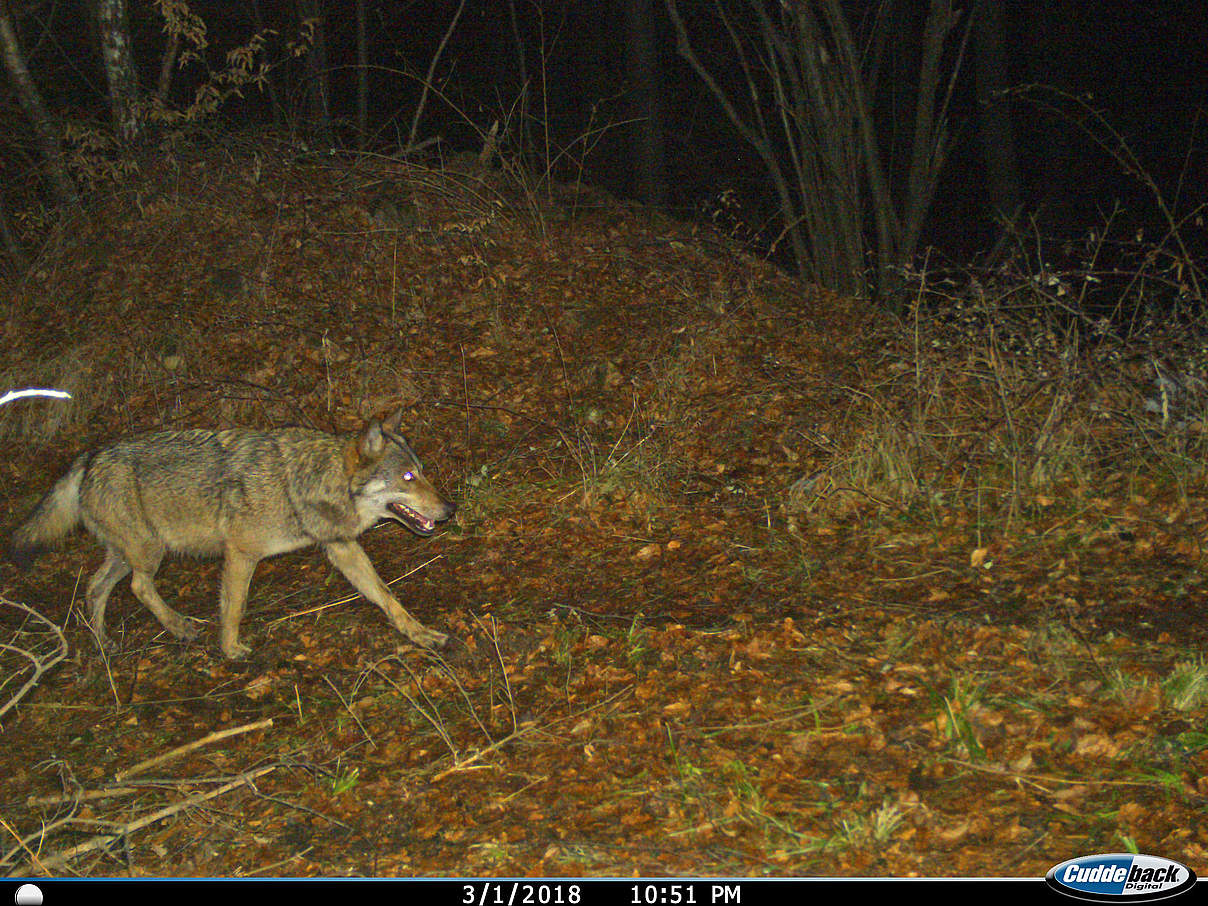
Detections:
[463, 883, 582, 905]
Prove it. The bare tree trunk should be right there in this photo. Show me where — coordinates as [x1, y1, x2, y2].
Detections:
[408, 0, 466, 151]
[155, 30, 181, 103]
[899, 1, 969, 280]
[0, 188, 29, 271]
[356, 0, 367, 149]
[95, 0, 141, 141]
[973, 0, 1022, 227]
[625, 0, 667, 207]
[505, 0, 537, 169]
[667, 0, 968, 303]
[252, 0, 285, 130]
[296, 0, 331, 143]
[0, 1, 78, 205]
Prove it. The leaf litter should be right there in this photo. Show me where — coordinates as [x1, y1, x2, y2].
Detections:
[0, 142, 1206, 877]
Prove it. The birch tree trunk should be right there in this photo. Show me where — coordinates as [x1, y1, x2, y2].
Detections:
[95, 0, 141, 141]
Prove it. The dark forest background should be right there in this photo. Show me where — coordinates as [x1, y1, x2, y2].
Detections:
[2, 0, 1207, 299]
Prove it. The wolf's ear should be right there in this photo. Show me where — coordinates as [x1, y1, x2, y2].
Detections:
[346, 418, 387, 474]
[380, 407, 405, 438]
[346, 409, 407, 475]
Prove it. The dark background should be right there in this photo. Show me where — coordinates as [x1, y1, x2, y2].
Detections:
[7, 0, 1208, 263]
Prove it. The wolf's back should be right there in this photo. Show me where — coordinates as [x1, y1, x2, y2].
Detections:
[8, 452, 91, 569]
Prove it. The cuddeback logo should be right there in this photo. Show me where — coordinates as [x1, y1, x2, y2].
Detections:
[1046, 854, 1197, 902]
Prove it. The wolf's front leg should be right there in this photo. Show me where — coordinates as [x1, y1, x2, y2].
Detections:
[322, 540, 449, 648]
[219, 550, 259, 659]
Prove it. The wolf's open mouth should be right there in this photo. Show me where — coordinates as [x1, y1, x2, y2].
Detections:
[388, 502, 437, 536]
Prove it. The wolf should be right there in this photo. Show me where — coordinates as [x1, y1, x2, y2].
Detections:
[8, 409, 455, 659]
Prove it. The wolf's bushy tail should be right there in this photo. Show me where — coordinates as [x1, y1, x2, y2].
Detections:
[8, 452, 90, 569]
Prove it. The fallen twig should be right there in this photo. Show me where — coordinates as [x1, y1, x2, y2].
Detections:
[14, 763, 281, 876]
[0, 599, 69, 723]
[115, 718, 274, 781]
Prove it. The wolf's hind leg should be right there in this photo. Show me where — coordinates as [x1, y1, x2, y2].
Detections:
[122, 543, 201, 643]
[86, 547, 131, 650]
[128, 570, 201, 642]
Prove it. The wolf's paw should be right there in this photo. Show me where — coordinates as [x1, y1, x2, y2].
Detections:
[222, 640, 252, 660]
[166, 616, 202, 641]
[406, 625, 450, 649]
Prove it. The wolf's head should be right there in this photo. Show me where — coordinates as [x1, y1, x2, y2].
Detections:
[347, 409, 456, 536]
